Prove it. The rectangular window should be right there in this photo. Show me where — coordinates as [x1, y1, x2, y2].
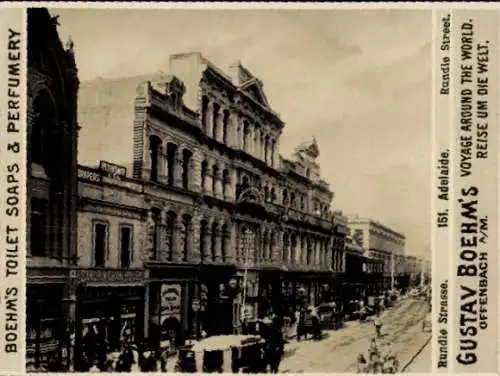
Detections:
[120, 225, 132, 268]
[93, 222, 107, 267]
[30, 198, 47, 256]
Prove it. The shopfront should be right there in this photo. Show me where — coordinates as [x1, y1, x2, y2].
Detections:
[147, 263, 238, 346]
[26, 282, 66, 371]
[73, 269, 144, 371]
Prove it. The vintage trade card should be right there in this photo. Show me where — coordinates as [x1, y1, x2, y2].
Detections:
[0, 1, 498, 374]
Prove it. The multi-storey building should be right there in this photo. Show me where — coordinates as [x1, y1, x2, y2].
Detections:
[74, 162, 147, 371]
[27, 8, 79, 371]
[343, 227, 383, 306]
[348, 217, 406, 291]
[404, 254, 431, 287]
[78, 52, 342, 344]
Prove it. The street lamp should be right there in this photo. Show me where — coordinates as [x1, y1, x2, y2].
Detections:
[240, 227, 252, 322]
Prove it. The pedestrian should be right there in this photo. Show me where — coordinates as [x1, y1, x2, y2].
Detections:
[374, 315, 382, 338]
[266, 316, 285, 373]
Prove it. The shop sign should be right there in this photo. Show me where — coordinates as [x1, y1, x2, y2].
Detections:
[160, 284, 182, 321]
[99, 160, 127, 180]
[78, 166, 101, 183]
[76, 269, 143, 284]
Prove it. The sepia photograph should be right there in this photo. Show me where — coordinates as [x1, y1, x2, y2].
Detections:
[26, 6, 432, 373]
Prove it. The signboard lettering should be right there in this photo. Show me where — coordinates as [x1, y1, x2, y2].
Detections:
[99, 160, 127, 179]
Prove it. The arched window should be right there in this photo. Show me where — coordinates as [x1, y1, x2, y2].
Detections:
[271, 139, 276, 167]
[282, 189, 289, 206]
[243, 121, 250, 152]
[261, 230, 268, 260]
[182, 149, 193, 190]
[211, 222, 218, 260]
[212, 103, 220, 140]
[290, 192, 296, 208]
[201, 160, 208, 192]
[149, 136, 162, 182]
[150, 208, 161, 260]
[270, 187, 276, 203]
[200, 220, 208, 260]
[212, 165, 219, 195]
[283, 233, 290, 263]
[222, 169, 230, 199]
[222, 110, 230, 144]
[264, 186, 269, 202]
[264, 135, 270, 164]
[166, 142, 177, 185]
[221, 223, 228, 261]
[201, 96, 209, 132]
[165, 211, 176, 261]
[181, 215, 191, 261]
[31, 93, 55, 167]
[300, 195, 305, 211]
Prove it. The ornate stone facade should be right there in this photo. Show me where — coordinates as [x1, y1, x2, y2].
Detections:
[133, 53, 338, 280]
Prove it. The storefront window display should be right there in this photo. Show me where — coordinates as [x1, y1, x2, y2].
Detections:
[26, 286, 64, 371]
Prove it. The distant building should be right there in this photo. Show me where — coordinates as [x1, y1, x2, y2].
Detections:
[348, 217, 406, 291]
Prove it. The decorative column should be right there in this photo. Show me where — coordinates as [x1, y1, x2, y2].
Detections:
[295, 232, 302, 265]
[204, 161, 213, 196]
[143, 139, 152, 180]
[229, 170, 237, 201]
[173, 148, 183, 188]
[240, 118, 246, 151]
[205, 100, 214, 137]
[272, 230, 281, 263]
[214, 167, 223, 199]
[302, 236, 308, 265]
[215, 108, 224, 142]
[260, 133, 265, 161]
[214, 222, 223, 262]
[203, 222, 212, 262]
[225, 222, 236, 263]
[188, 154, 200, 193]
[189, 214, 202, 263]
[248, 124, 255, 156]
[173, 216, 184, 262]
[315, 239, 321, 265]
[272, 139, 279, 168]
[157, 211, 167, 261]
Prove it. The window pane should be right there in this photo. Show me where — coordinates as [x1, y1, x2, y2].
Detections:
[94, 223, 106, 267]
[30, 198, 47, 256]
[120, 227, 131, 268]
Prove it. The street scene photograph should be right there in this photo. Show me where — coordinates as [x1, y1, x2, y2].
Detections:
[27, 6, 432, 373]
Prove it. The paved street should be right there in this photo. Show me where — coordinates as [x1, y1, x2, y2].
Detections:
[403, 337, 431, 373]
[280, 297, 431, 373]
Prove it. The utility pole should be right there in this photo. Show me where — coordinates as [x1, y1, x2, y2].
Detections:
[241, 228, 251, 322]
[420, 258, 425, 289]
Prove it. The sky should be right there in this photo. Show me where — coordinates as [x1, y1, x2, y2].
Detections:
[53, 7, 432, 260]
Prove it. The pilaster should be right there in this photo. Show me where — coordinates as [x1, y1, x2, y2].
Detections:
[205, 100, 214, 137]
[215, 109, 224, 142]
[203, 225, 212, 262]
[174, 149, 183, 188]
[188, 156, 200, 193]
[214, 223, 223, 262]
[214, 168, 223, 199]
[173, 216, 184, 262]
[225, 222, 236, 263]
[186, 217, 199, 262]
